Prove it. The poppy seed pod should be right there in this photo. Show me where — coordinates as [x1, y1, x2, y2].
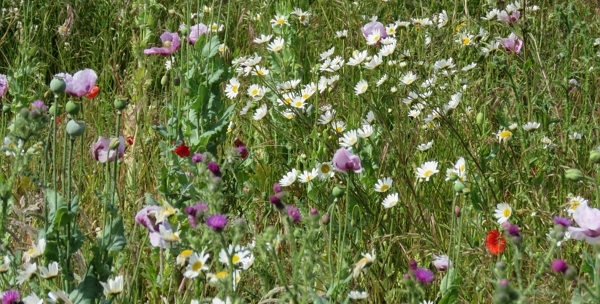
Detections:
[50, 78, 66, 94]
[66, 120, 86, 137]
[65, 100, 80, 115]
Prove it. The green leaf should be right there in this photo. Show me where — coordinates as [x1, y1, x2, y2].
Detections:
[70, 268, 100, 304]
[438, 288, 459, 304]
[202, 35, 221, 58]
[102, 217, 126, 252]
[440, 269, 456, 294]
[207, 68, 224, 85]
[151, 125, 171, 139]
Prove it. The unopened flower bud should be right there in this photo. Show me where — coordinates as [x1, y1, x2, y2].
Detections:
[453, 181, 465, 193]
[50, 78, 66, 94]
[65, 100, 80, 115]
[173, 77, 181, 86]
[161, 75, 168, 86]
[320, 213, 330, 225]
[66, 120, 86, 137]
[114, 98, 127, 110]
[454, 205, 461, 217]
[565, 168, 584, 182]
[476, 112, 484, 125]
[590, 150, 600, 164]
[332, 186, 345, 198]
[48, 105, 59, 116]
[109, 138, 121, 149]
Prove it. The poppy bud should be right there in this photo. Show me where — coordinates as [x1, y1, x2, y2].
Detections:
[174, 77, 181, 86]
[590, 150, 600, 164]
[476, 112, 484, 125]
[50, 78, 66, 94]
[48, 105, 59, 116]
[332, 186, 345, 198]
[565, 168, 584, 182]
[65, 100, 80, 115]
[453, 181, 465, 193]
[161, 75, 168, 86]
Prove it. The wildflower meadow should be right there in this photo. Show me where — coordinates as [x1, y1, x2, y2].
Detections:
[1, 0, 600, 303]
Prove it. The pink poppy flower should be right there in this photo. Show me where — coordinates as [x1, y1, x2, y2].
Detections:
[499, 33, 523, 54]
[332, 148, 362, 173]
[144, 31, 181, 55]
[54, 69, 98, 97]
[568, 204, 600, 245]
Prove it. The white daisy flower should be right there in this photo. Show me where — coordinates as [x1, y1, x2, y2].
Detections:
[335, 30, 348, 38]
[357, 124, 373, 138]
[253, 104, 268, 121]
[376, 74, 388, 87]
[347, 50, 368, 66]
[251, 66, 269, 76]
[339, 130, 359, 148]
[482, 9, 500, 20]
[247, 84, 266, 101]
[39, 261, 59, 279]
[375, 177, 393, 192]
[437, 10, 448, 28]
[363, 111, 375, 125]
[416, 161, 439, 181]
[348, 290, 369, 300]
[400, 72, 417, 85]
[522, 122, 541, 131]
[319, 110, 336, 125]
[225, 78, 240, 99]
[569, 132, 582, 140]
[281, 110, 294, 119]
[494, 202, 512, 224]
[332, 121, 346, 133]
[352, 250, 376, 278]
[298, 168, 319, 183]
[461, 62, 477, 71]
[253, 34, 273, 44]
[364, 54, 383, 69]
[17, 262, 37, 285]
[267, 37, 285, 52]
[366, 29, 383, 45]
[434, 58, 455, 70]
[317, 162, 334, 180]
[280, 169, 298, 187]
[379, 43, 396, 57]
[184, 251, 210, 278]
[355, 79, 369, 95]
[417, 141, 433, 151]
[23, 238, 46, 263]
[567, 195, 588, 215]
[100, 275, 124, 297]
[319, 47, 335, 61]
[497, 129, 513, 143]
[270, 15, 289, 27]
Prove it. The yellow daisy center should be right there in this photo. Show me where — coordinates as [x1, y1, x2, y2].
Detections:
[251, 89, 258, 96]
[503, 209, 511, 217]
[299, 15, 306, 22]
[380, 185, 389, 191]
[211, 24, 218, 31]
[192, 261, 203, 272]
[423, 170, 433, 178]
[302, 93, 310, 99]
[232, 86, 238, 93]
[570, 201, 580, 210]
[216, 271, 228, 279]
[277, 19, 285, 25]
[321, 165, 330, 173]
[500, 130, 512, 138]
[336, 126, 343, 132]
[273, 45, 282, 51]
[181, 249, 193, 257]
[462, 37, 470, 45]
[257, 70, 265, 75]
[294, 101, 303, 107]
[232, 254, 241, 264]
[373, 34, 380, 41]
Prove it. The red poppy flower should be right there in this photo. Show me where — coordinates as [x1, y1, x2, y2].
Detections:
[85, 86, 100, 99]
[126, 135, 134, 146]
[486, 230, 506, 255]
[173, 142, 190, 158]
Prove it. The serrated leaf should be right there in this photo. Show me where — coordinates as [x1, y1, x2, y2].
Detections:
[207, 68, 224, 84]
[438, 288, 458, 304]
[202, 35, 221, 58]
[70, 269, 100, 304]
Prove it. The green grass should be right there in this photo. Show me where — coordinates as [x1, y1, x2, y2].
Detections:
[1, 0, 600, 303]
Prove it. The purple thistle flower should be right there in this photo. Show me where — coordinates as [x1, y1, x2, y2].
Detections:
[144, 32, 181, 55]
[1, 290, 20, 304]
[206, 214, 228, 232]
[332, 148, 362, 173]
[554, 217, 572, 227]
[187, 23, 208, 44]
[287, 205, 301, 223]
[0, 74, 7, 98]
[507, 224, 520, 237]
[409, 259, 418, 271]
[269, 195, 285, 210]
[551, 259, 568, 273]
[498, 10, 520, 25]
[31, 100, 47, 111]
[207, 161, 221, 177]
[54, 69, 98, 97]
[192, 153, 204, 163]
[273, 183, 283, 194]
[185, 202, 208, 228]
[499, 33, 523, 55]
[310, 208, 319, 216]
[91, 136, 125, 163]
[414, 268, 435, 284]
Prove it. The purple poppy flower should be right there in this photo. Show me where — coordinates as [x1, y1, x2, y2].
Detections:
[551, 259, 568, 273]
[1, 290, 20, 304]
[185, 202, 208, 228]
[287, 205, 301, 223]
[568, 204, 600, 244]
[91, 136, 125, 163]
[206, 214, 228, 232]
[332, 148, 362, 173]
[187, 23, 208, 45]
[55, 69, 98, 97]
[0, 74, 8, 98]
[554, 217, 572, 227]
[135, 206, 161, 232]
[498, 10, 520, 24]
[361, 21, 387, 44]
[414, 268, 434, 284]
[499, 33, 523, 54]
[144, 32, 181, 55]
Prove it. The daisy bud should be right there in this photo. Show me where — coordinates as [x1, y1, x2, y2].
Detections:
[565, 168, 584, 182]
